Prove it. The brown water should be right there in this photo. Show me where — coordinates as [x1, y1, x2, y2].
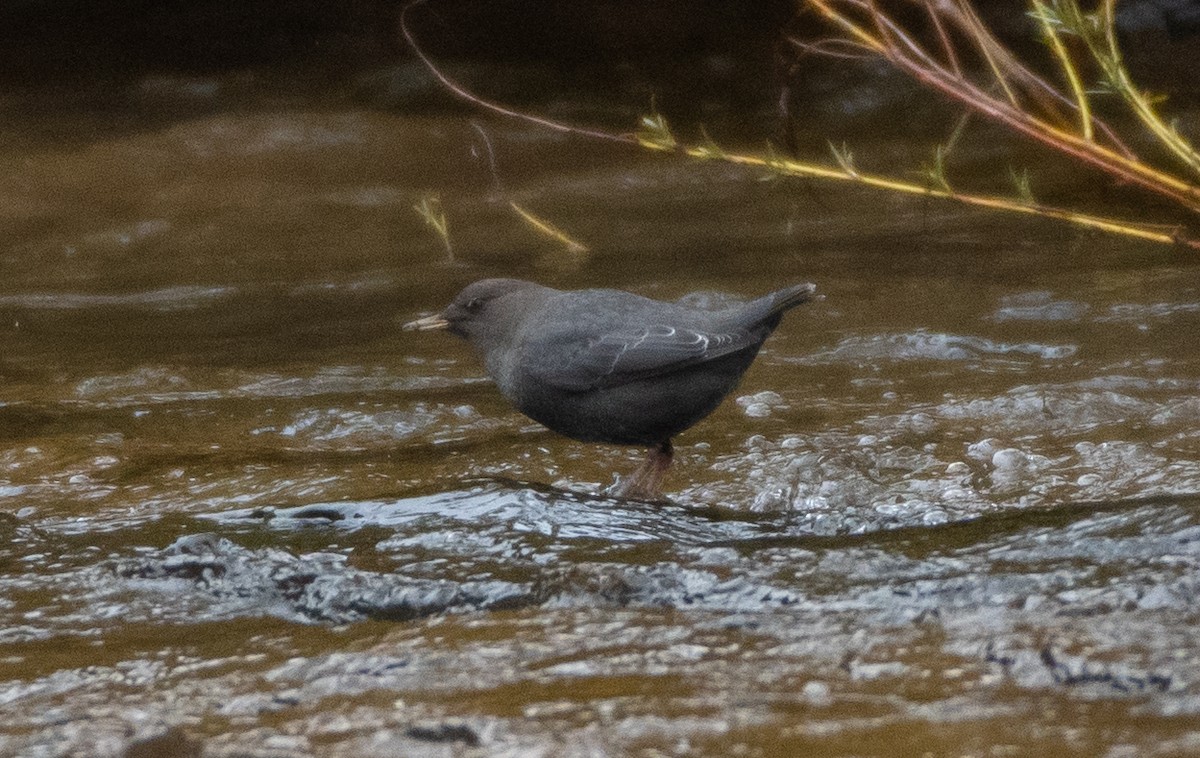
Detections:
[2, 72, 1200, 757]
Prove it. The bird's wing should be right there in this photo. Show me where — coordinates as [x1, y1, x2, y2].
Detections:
[525, 322, 765, 392]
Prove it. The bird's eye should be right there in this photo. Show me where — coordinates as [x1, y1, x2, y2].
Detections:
[465, 297, 484, 312]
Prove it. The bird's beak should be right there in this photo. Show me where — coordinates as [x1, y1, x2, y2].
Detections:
[402, 313, 450, 331]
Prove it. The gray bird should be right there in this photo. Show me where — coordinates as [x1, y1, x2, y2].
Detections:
[404, 278, 815, 499]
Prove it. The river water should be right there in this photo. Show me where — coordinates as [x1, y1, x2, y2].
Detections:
[1, 67, 1199, 756]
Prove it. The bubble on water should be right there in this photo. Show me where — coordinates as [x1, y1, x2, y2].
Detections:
[801, 680, 833, 706]
[736, 390, 787, 418]
[966, 439, 1002, 461]
[991, 448, 1028, 471]
[921, 509, 949, 526]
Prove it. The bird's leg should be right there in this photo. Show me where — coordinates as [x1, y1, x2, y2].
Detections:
[612, 440, 674, 501]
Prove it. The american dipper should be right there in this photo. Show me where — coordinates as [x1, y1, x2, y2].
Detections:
[404, 279, 815, 499]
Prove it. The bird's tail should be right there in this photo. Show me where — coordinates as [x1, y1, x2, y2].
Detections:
[765, 282, 817, 316]
[713, 282, 817, 331]
[724, 282, 816, 331]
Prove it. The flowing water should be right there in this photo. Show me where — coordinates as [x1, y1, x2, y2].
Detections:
[1, 67, 1200, 757]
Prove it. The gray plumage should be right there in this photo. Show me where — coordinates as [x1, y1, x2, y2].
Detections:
[405, 278, 815, 497]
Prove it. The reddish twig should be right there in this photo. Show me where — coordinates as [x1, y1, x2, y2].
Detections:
[399, 0, 638, 147]
[803, 0, 1200, 212]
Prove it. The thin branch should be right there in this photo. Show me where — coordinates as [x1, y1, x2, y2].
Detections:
[1095, 0, 1200, 178]
[806, 0, 887, 53]
[906, 0, 1133, 154]
[924, 0, 963, 76]
[944, 111, 971, 155]
[399, 0, 638, 147]
[680, 141, 1199, 250]
[399, 0, 1200, 253]
[510, 202, 590, 254]
[469, 121, 503, 193]
[898, 56, 1200, 211]
[951, 0, 1022, 108]
[1031, 0, 1093, 142]
[868, 0, 950, 73]
[789, 37, 877, 60]
[804, 0, 1200, 212]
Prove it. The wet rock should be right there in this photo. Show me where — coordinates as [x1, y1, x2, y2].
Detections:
[116, 534, 535, 624]
[405, 719, 481, 747]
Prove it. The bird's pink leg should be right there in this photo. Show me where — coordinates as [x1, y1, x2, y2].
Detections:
[613, 440, 674, 501]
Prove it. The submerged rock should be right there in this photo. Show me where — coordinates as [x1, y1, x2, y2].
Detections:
[115, 533, 535, 624]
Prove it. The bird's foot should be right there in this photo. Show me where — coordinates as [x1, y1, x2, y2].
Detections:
[607, 441, 674, 502]
[607, 476, 665, 502]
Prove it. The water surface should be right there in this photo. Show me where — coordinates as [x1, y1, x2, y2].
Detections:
[1, 69, 1199, 757]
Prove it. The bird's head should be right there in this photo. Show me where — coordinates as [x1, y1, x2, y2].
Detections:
[403, 278, 548, 344]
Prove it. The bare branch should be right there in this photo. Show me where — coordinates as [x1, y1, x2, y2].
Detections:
[399, 0, 638, 147]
